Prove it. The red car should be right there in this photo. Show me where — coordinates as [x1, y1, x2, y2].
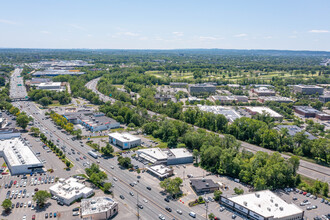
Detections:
[39, 177, 41, 181]
[13, 181, 17, 185]
[303, 192, 307, 195]
[32, 215, 36, 220]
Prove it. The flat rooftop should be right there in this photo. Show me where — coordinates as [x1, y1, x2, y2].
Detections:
[168, 148, 192, 159]
[294, 106, 320, 114]
[276, 125, 316, 140]
[198, 105, 241, 122]
[0, 137, 42, 166]
[246, 107, 282, 118]
[50, 177, 92, 200]
[260, 96, 293, 102]
[137, 148, 168, 161]
[147, 165, 173, 177]
[38, 82, 62, 87]
[228, 190, 303, 219]
[108, 132, 140, 142]
[294, 85, 323, 89]
[81, 197, 117, 216]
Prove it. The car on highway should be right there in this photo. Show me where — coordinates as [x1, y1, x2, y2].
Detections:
[164, 198, 170, 202]
[158, 214, 165, 220]
[113, 177, 117, 181]
[165, 207, 172, 212]
[177, 210, 182, 215]
[137, 204, 143, 209]
[120, 195, 125, 199]
[146, 186, 151, 190]
[129, 192, 134, 196]
[72, 212, 79, 216]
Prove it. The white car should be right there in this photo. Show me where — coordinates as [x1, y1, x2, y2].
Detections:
[158, 214, 165, 220]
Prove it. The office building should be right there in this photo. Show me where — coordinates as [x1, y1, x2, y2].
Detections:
[275, 125, 316, 140]
[293, 85, 324, 95]
[315, 113, 330, 121]
[49, 177, 94, 206]
[0, 130, 43, 175]
[220, 190, 304, 220]
[37, 82, 64, 91]
[188, 83, 216, 95]
[25, 78, 52, 87]
[188, 96, 202, 103]
[319, 94, 330, 103]
[108, 132, 141, 149]
[154, 94, 176, 103]
[252, 87, 276, 96]
[258, 96, 293, 103]
[170, 82, 188, 88]
[33, 70, 86, 77]
[211, 95, 248, 104]
[293, 106, 320, 118]
[190, 179, 219, 194]
[198, 106, 242, 122]
[147, 165, 174, 179]
[246, 107, 283, 120]
[166, 148, 194, 165]
[81, 197, 118, 220]
[137, 148, 168, 164]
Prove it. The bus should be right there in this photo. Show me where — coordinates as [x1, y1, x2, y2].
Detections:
[88, 151, 98, 159]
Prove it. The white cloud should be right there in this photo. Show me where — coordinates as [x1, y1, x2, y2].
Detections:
[234, 33, 247, 37]
[199, 36, 217, 40]
[69, 24, 86, 31]
[40, 31, 50, 34]
[309, 30, 329, 33]
[0, 19, 17, 25]
[115, 32, 140, 37]
[172, 32, 184, 37]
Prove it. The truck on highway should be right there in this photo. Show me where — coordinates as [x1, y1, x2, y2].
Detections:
[88, 151, 98, 159]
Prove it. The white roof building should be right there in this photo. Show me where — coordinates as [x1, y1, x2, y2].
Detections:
[221, 190, 304, 220]
[108, 132, 141, 149]
[0, 136, 43, 175]
[137, 148, 193, 165]
[137, 148, 168, 164]
[147, 165, 174, 179]
[81, 197, 118, 220]
[49, 177, 94, 205]
[37, 82, 64, 91]
[198, 105, 242, 122]
[246, 107, 283, 120]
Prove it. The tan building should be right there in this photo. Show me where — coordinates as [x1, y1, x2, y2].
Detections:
[81, 197, 118, 220]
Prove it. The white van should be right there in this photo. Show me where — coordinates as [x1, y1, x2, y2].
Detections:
[189, 212, 196, 218]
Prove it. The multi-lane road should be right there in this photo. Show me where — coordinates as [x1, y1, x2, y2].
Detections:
[9, 68, 28, 100]
[10, 69, 204, 220]
[86, 77, 330, 184]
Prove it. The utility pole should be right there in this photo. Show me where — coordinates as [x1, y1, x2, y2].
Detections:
[205, 200, 208, 220]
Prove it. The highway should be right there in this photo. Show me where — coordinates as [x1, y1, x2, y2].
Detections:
[9, 68, 28, 100]
[10, 69, 204, 220]
[86, 77, 330, 184]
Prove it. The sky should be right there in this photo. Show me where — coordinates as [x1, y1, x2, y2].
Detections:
[0, 0, 330, 51]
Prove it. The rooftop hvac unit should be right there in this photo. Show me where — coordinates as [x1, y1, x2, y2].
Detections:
[280, 207, 283, 211]
[275, 203, 278, 207]
[270, 199, 273, 203]
[206, 183, 209, 186]
[91, 200, 96, 204]
[92, 207, 96, 210]
[255, 193, 260, 198]
[267, 207, 271, 211]
[202, 178, 205, 182]
[243, 201, 247, 206]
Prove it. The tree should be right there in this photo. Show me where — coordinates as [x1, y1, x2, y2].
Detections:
[1, 199, 12, 212]
[159, 177, 183, 198]
[117, 156, 132, 169]
[193, 149, 200, 164]
[103, 182, 112, 192]
[65, 160, 71, 168]
[234, 187, 244, 195]
[208, 213, 215, 220]
[213, 190, 222, 201]
[16, 114, 30, 130]
[72, 129, 82, 139]
[30, 127, 40, 137]
[101, 143, 114, 156]
[33, 190, 51, 207]
[39, 97, 51, 107]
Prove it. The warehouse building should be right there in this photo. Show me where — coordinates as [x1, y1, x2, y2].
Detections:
[50, 177, 94, 206]
[25, 78, 52, 87]
[275, 125, 316, 140]
[293, 106, 320, 118]
[198, 105, 242, 122]
[188, 83, 216, 95]
[293, 85, 324, 95]
[211, 95, 248, 104]
[137, 148, 193, 165]
[220, 190, 304, 220]
[108, 132, 141, 149]
[246, 107, 283, 120]
[0, 130, 43, 175]
[81, 197, 118, 220]
[79, 113, 120, 132]
[258, 96, 293, 103]
[190, 179, 219, 194]
[37, 82, 64, 91]
[33, 70, 86, 77]
[147, 165, 174, 179]
[252, 87, 276, 96]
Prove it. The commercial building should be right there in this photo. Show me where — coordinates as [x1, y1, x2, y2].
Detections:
[188, 83, 216, 95]
[154, 94, 176, 103]
[275, 125, 316, 140]
[137, 148, 193, 165]
[315, 113, 330, 121]
[79, 113, 120, 132]
[33, 70, 86, 77]
[293, 106, 320, 118]
[293, 85, 324, 95]
[147, 165, 174, 179]
[211, 95, 248, 104]
[198, 106, 242, 122]
[108, 132, 141, 149]
[220, 190, 304, 220]
[0, 130, 43, 175]
[319, 94, 330, 103]
[258, 96, 293, 103]
[49, 177, 94, 206]
[170, 82, 188, 88]
[81, 197, 118, 220]
[25, 78, 52, 87]
[246, 107, 283, 120]
[37, 82, 64, 91]
[188, 96, 202, 103]
[190, 179, 219, 194]
[252, 87, 276, 96]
